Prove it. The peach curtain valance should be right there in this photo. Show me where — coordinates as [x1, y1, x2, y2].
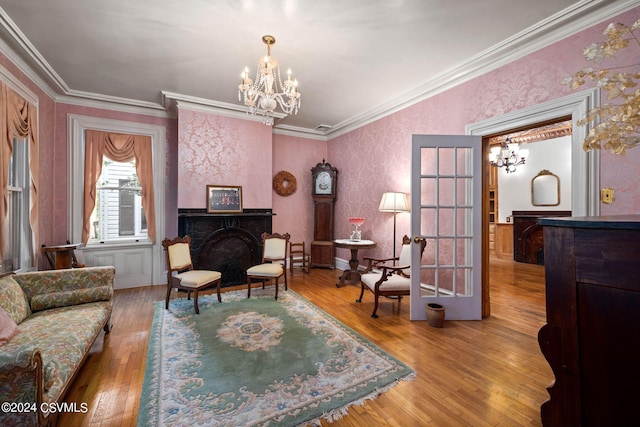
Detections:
[0, 83, 39, 263]
[82, 130, 156, 244]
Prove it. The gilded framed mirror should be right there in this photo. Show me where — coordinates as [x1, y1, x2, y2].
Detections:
[531, 169, 560, 206]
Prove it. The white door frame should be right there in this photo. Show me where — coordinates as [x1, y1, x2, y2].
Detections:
[466, 88, 601, 217]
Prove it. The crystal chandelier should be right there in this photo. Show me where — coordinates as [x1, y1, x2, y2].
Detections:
[489, 137, 529, 173]
[238, 35, 301, 125]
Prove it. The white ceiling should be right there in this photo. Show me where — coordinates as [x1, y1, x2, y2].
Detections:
[0, 0, 636, 136]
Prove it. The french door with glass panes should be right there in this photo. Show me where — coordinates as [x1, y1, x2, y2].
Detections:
[410, 135, 482, 320]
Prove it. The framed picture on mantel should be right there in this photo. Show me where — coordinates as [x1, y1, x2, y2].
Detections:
[206, 185, 243, 214]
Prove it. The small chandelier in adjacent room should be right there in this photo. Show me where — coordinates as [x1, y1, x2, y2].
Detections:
[489, 137, 529, 173]
[238, 35, 301, 125]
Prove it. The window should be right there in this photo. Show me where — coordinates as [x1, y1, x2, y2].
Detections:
[68, 114, 166, 287]
[90, 158, 148, 243]
[3, 136, 32, 272]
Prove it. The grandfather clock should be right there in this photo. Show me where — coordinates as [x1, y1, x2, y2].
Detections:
[310, 160, 337, 268]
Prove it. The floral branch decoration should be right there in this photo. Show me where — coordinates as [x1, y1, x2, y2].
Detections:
[564, 19, 640, 154]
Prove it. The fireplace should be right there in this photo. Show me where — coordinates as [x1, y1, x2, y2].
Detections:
[178, 209, 273, 287]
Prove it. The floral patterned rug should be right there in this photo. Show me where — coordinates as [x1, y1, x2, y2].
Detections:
[137, 287, 414, 426]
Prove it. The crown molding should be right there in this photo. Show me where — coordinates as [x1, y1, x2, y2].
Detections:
[164, 92, 328, 139]
[0, 13, 58, 101]
[0, 7, 69, 95]
[323, 0, 640, 140]
[0, 8, 169, 118]
[0, 31, 168, 118]
[56, 90, 169, 118]
[271, 124, 328, 141]
[162, 90, 291, 125]
[0, 62, 38, 105]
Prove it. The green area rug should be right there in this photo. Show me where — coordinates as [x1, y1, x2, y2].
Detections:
[137, 287, 414, 426]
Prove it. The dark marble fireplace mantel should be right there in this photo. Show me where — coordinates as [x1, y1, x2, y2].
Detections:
[178, 208, 274, 287]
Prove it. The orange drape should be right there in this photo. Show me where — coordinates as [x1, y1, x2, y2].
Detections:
[0, 83, 39, 264]
[83, 130, 155, 244]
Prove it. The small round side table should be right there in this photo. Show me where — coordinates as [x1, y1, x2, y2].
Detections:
[334, 239, 376, 288]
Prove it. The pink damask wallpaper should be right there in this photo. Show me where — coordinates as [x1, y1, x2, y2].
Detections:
[272, 134, 327, 244]
[328, 7, 640, 262]
[177, 108, 272, 209]
[1, 6, 638, 270]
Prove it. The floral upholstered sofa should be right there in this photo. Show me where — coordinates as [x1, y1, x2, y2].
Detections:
[0, 266, 114, 427]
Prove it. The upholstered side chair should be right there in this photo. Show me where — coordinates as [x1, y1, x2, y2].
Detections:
[357, 235, 427, 318]
[162, 235, 222, 314]
[247, 232, 290, 300]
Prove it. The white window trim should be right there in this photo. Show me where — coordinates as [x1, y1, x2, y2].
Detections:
[68, 114, 166, 284]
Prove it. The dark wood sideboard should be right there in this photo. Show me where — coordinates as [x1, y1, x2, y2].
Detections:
[512, 210, 571, 264]
[537, 215, 640, 426]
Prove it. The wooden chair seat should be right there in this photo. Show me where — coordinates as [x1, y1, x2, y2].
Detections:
[247, 263, 283, 277]
[361, 272, 411, 291]
[175, 270, 222, 288]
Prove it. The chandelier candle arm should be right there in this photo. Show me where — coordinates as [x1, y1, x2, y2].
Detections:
[489, 137, 528, 173]
[237, 35, 301, 125]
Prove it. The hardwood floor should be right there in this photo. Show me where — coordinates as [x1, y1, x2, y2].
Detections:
[58, 259, 551, 426]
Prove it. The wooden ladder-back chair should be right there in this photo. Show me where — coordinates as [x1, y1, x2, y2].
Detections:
[357, 235, 427, 318]
[289, 241, 310, 273]
[247, 232, 290, 300]
[162, 236, 222, 314]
